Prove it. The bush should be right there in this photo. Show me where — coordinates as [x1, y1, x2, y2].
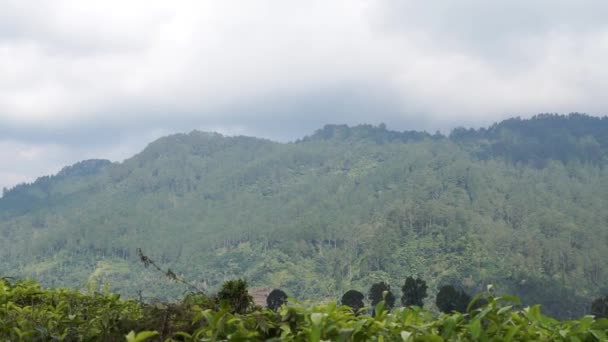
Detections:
[216, 278, 254, 314]
[2, 277, 607, 341]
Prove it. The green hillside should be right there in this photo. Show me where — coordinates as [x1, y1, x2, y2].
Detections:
[1, 113, 607, 319]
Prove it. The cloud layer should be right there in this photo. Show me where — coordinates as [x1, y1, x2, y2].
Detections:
[1, 0, 607, 190]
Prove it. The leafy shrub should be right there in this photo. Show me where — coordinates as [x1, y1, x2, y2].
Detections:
[216, 278, 254, 314]
[2, 277, 607, 341]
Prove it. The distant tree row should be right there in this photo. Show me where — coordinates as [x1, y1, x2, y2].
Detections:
[340, 278, 470, 315]
[140, 249, 608, 319]
[252, 279, 606, 319]
[254, 277, 467, 315]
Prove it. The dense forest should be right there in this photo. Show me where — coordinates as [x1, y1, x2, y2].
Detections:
[1, 113, 607, 319]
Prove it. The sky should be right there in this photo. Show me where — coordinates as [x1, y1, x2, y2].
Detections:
[1, 0, 608, 190]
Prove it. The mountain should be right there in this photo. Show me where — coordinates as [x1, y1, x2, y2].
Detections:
[1, 113, 607, 319]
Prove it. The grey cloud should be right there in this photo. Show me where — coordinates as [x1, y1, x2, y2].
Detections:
[372, 0, 608, 68]
[1, 0, 608, 190]
[0, 83, 433, 146]
[0, 1, 162, 55]
[375, 1, 608, 46]
[0, 83, 434, 191]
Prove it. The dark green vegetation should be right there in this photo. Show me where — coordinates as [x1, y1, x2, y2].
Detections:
[368, 282, 396, 310]
[592, 296, 608, 320]
[436, 285, 472, 315]
[401, 277, 428, 308]
[2, 277, 607, 341]
[341, 290, 365, 312]
[267, 289, 288, 312]
[1, 113, 608, 319]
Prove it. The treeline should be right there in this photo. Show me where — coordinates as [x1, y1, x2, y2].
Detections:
[451, 113, 608, 165]
[147, 274, 608, 321]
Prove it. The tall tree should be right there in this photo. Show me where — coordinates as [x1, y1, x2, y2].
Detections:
[401, 276, 428, 307]
[368, 282, 395, 309]
[217, 279, 253, 314]
[341, 290, 365, 313]
[435, 285, 471, 313]
[266, 289, 288, 311]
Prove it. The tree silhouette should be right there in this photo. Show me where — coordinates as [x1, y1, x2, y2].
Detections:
[368, 282, 395, 309]
[217, 279, 253, 314]
[266, 289, 288, 311]
[591, 295, 608, 318]
[341, 290, 365, 313]
[401, 276, 428, 307]
[435, 285, 471, 313]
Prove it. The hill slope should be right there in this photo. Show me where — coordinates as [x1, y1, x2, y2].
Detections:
[1, 113, 607, 318]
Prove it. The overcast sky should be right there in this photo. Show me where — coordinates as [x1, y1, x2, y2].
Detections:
[1, 0, 608, 190]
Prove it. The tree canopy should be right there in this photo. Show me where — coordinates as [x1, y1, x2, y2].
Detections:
[217, 279, 253, 314]
[266, 289, 288, 311]
[401, 276, 428, 307]
[341, 290, 365, 313]
[436, 285, 472, 314]
[369, 282, 396, 310]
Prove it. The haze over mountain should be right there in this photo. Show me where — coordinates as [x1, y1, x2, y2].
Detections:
[1, 114, 607, 319]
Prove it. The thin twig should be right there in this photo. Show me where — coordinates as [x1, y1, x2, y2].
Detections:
[136, 248, 205, 294]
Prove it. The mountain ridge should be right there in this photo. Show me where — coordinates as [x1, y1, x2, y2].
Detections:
[1, 113, 607, 319]
[4, 112, 607, 197]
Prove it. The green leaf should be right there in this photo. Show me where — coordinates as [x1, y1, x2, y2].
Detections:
[311, 312, 324, 326]
[401, 330, 412, 341]
[125, 331, 159, 342]
[504, 326, 520, 342]
[590, 329, 607, 341]
[469, 319, 482, 339]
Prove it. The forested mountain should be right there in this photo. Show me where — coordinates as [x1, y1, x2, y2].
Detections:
[1, 113, 607, 319]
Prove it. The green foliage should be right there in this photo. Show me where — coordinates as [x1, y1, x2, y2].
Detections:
[0, 277, 142, 341]
[0, 115, 607, 319]
[401, 276, 428, 308]
[369, 282, 396, 310]
[340, 290, 365, 313]
[592, 296, 608, 319]
[451, 113, 608, 165]
[266, 288, 288, 311]
[2, 278, 607, 341]
[216, 279, 254, 314]
[125, 331, 158, 342]
[436, 285, 472, 314]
